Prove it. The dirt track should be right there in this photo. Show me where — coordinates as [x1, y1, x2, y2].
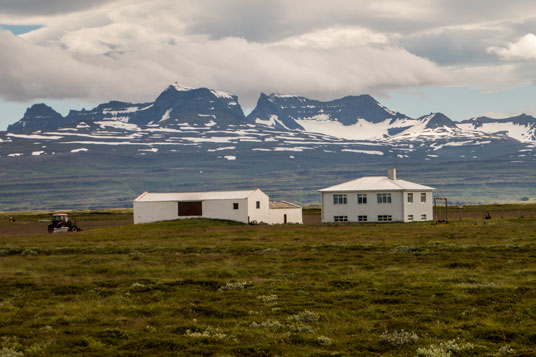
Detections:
[0, 219, 133, 236]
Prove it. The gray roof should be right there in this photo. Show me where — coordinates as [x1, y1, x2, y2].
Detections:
[134, 189, 260, 202]
[319, 176, 434, 192]
[269, 201, 301, 209]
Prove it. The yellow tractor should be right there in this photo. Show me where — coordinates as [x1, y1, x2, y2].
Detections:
[48, 213, 81, 233]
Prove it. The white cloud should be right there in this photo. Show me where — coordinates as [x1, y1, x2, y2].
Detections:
[0, 0, 536, 108]
[488, 33, 536, 60]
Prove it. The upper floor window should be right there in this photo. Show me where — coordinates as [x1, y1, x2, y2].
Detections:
[256, 201, 260, 209]
[377, 193, 392, 204]
[333, 194, 347, 205]
[357, 194, 367, 204]
[421, 193, 427, 203]
[407, 193, 413, 203]
[233, 203, 239, 210]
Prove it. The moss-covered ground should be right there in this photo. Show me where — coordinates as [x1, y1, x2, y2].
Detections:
[0, 211, 535, 356]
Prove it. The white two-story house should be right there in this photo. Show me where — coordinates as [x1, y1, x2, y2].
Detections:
[319, 169, 435, 223]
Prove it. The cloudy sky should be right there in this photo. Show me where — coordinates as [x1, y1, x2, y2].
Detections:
[1, 0, 536, 129]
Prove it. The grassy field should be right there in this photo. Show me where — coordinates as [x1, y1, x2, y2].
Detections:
[1, 210, 536, 356]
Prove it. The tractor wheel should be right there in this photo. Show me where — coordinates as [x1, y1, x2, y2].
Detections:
[71, 226, 79, 232]
[48, 225, 54, 233]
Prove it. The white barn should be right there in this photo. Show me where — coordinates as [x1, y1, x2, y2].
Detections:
[319, 168, 435, 223]
[133, 189, 302, 225]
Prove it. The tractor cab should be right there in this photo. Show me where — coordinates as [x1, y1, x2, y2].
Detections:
[52, 213, 69, 223]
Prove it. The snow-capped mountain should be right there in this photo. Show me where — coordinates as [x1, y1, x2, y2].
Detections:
[247, 93, 409, 136]
[1, 83, 535, 164]
[7, 83, 245, 134]
[458, 114, 536, 142]
[2, 83, 536, 211]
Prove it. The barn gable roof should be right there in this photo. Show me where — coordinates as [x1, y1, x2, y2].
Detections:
[318, 176, 434, 192]
[269, 201, 301, 209]
[134, 189, 262, 202]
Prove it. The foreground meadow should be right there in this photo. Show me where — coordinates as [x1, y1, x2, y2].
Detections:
[0, 214, 535, 356]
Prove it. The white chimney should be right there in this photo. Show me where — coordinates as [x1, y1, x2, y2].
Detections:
[387, 168, 397, 180]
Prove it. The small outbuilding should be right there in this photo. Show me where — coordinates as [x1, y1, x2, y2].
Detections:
[133, 189, 302, 225]
[319, 168, 434, 223]
[269, 201, 302, 224]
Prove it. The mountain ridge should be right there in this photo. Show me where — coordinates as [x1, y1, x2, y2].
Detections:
[1, 83, 535, 164]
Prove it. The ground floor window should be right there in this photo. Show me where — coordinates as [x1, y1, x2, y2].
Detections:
[233, 203, 239, 210]
[358, 215, 367, 222]
[408, 214, 413, 221]
[378, 215, 392, 222]
[421, 214, 427, 220]
[334, 216, 348, 222]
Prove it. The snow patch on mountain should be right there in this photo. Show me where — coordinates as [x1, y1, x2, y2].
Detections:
[71, 148, 89, 153]
[458, 122, 535, 142]
[209, 89, 234, 99]
[341, 149, 384, 155]
[95, 121, 140, 131]
[159, 108, 172, 122]
[171, 82, 195, 92]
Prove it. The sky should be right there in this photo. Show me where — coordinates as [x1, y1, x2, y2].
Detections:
[1, 0, 536, 130]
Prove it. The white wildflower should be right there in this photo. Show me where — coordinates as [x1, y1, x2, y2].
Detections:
[257, 295, 278, 303]
[288, 310, 320, 323]
[317, 335, 332, 345]
[250, 320, 282, 329]
[496, 345, 515, 355]
[218, 281, 252, 291]
[416, 339, 474, 357]
[0, 347, 23, 357]
[185, 327, 226, 340]
[380, 329, 419, 346]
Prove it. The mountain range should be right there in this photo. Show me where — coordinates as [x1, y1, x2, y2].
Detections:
[1, 83, 535, 210]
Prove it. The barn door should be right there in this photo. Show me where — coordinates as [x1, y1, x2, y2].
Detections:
[178, 201, 202, 216]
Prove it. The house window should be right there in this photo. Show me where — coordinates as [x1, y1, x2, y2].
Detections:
[421, 214, 427, 220]
[256, 201, 260, 209]
[358, 215, 367, 222]
[408, 214, 414, 221]
[378, 215, 392, 222]
[408, 193, 413, 203]
[233, 203, 239, 210]
[377, 193, 392, 204]
[357, 194, 367, 204]
[333, 194, 347, 205]
[334, 216, 348, 222]
[421, 193, 427, 203]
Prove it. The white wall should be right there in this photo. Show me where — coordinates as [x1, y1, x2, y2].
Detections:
[321, 191, 408, 223]
[133, 201, 179, 224]
[269, 208, 303, 224]
[402, 191, 434, 222]
[247, 190, 271, 223]
[134, 198, 250, 224]
[203, 198, 249, 223]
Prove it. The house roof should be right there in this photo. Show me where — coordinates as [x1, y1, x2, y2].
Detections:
[269, 201, 301, 209]
[134, 189, 260, 202]
[318, 176, 435, 192]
